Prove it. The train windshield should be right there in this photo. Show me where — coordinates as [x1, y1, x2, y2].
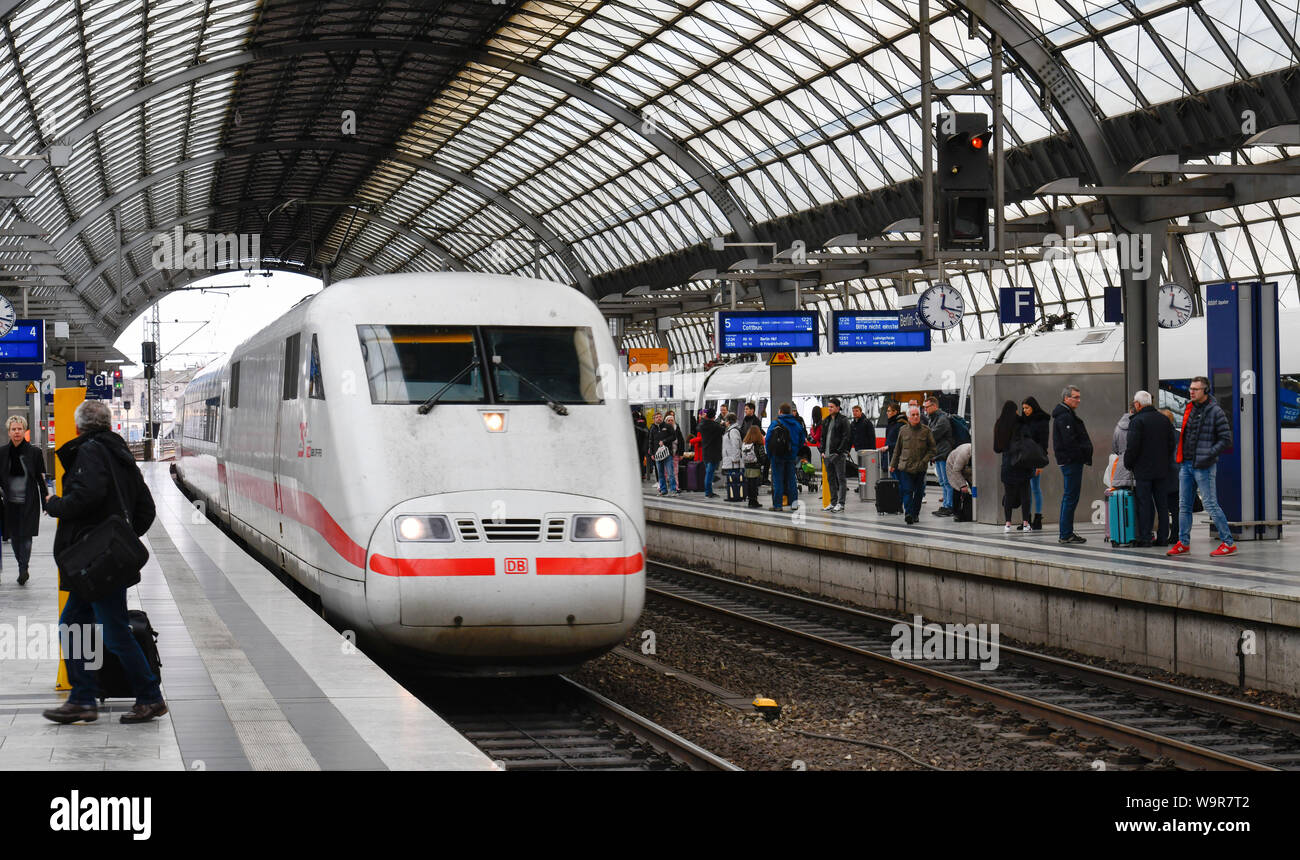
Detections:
[482, 326, 603, 404]
[357, 325, 487, 404]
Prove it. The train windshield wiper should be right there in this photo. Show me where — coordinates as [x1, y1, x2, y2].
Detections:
[491, 355, 569, 416]
[416, 357, 480, 415]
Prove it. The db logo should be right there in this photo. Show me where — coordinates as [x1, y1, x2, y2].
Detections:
[504, 558, 529, 575]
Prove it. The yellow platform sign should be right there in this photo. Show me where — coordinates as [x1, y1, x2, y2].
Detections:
[25, 382, 37, 394]
[767, 352, 797, 366]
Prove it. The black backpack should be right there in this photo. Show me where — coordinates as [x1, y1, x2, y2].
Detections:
[949, 415, 972, 446]
[767, 421, 792, 458]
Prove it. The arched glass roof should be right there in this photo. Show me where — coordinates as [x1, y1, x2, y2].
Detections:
[1, 0, 1297, 365]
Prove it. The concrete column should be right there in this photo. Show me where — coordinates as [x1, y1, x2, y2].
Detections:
[1119, 225, 1164, 401]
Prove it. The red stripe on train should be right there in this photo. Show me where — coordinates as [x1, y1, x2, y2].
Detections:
[368, 556, 495, 577]
[535, 553, 644, 576]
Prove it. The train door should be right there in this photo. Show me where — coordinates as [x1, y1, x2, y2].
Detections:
[273, 333, 302, 544]
[959, 350, 992, 419]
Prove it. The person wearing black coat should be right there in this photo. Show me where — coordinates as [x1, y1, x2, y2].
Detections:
[883, 402, 905, 478]
[632, 410, 649, 480]
[697, 412, 724, 498]
[42, 400, 165, 726]
[849, 405, 877, 466]
[650, 413, 686, 495]
[1051, 385, 1093, 544]
[2, 417, 47, 585]
[1020, 396, 1051, 531]
[1125, 391, 1176, 547]
[994, 401, 1033, 531]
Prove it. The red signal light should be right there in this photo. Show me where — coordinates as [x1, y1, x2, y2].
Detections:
[970, 136, 984, 150]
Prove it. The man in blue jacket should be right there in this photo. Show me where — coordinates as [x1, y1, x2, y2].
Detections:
[1167, 376, 1236, 557]
[1051, 384, 1093, 544]
[765, 402, 806, 512]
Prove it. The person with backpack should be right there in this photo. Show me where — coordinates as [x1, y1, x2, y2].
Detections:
[720, 414, 744, 502]
[820, 398, 852, 512]
[994, 400, 1034, 533]
[923, 396, 955, 517]
[1020, 397, 1050, 530]
[765, 403, 806, 512]
[42, 399, 165, 726]
[1168, 376, 1236, 557]
[888, 405, 936, 524]
[741, 425, 768, 508]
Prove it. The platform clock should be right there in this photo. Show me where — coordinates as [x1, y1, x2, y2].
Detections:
[918, 282, 965, 330]
[1156, 282, 1194, 329]
[0, 296, 14, 339]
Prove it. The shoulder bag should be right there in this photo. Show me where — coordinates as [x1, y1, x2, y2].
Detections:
[56, 452, 149, 603]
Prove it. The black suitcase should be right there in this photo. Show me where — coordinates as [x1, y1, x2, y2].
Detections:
[952, 491, 973, 522]
[875, 478, 902, 514]
[726, 470, 743, 501]
[95, 610, 162, 700]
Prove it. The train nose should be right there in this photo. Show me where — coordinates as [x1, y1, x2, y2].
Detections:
[363, 490, 644, 657]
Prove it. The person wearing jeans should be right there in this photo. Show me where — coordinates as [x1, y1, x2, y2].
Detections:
[1168, 376, 1236, 557]
[1051, 385, 1093, 543]
[889, 406, 936, 524]
[923, 397, 955, 516]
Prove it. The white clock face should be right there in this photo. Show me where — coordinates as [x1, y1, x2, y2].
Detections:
[0, 296, 14, 339]
[918, 283, 965, 330]
[1157, 283, 1194, 329]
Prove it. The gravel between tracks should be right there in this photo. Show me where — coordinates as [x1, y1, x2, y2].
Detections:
[570, 603, 1134, 771]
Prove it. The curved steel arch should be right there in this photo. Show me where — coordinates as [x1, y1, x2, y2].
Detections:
[74, 199, 468, 320]
[11, 38, 767, 296]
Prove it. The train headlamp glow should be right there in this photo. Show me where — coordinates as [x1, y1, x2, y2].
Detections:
[481, 411, 506, 432]
[572, 515, 620, 541]
[395, 515, 454, 542]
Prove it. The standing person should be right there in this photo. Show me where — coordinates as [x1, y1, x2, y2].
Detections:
[632, 409, 649, 481]
[720, 414, 743, 502]
[808, 406, 823, 452]
[1125, 391, 1176, 547]
[42, 399, 165, 725]
[716, 403, 730, 426]
[994, 401, 1034, 533]
[652, 411, 684, 495]
[3, 417, 46, 585]
[1168, 377, 1237, 557]
[1108, 407, 1137, 493]
[765, 403, 806, 512]
[1159, 408, 1181, 541]
[889, 405, 936, 524]
[697, 409, 724, 499]
[740, 402, 761, 437]
[849, 404, 877, 468]
[741, 425, 767, 508]
[883, 402, 905, 478]
[1020, 397, 1050, 531]
[821, 398, 852, 512]
[924, 396, 955, 517]
[1051, 384, 1093, 545]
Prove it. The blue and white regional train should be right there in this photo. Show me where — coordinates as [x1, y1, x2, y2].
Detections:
[174, 273, 645, 676]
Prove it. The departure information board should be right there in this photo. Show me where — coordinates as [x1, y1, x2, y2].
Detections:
[716, 311, 819, 354]
[831, 311, 931, 352]
[0, 321, 45, 363]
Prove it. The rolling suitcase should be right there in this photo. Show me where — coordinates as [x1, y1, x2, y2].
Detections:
[725, 470, 743, 501]
[875, 478, 903, 515]
[952, 491, 973, 522]
[678, 460, 702, 492]
[95, 609, 162, 700]
[1108, 489, 1137, 547]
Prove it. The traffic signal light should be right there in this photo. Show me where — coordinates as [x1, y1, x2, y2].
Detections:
[936, 112, 992, 251]
[113, 369, 123, 395]
[141, 341, 157, 365]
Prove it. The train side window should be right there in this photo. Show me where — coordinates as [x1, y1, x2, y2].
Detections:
[308, 334, 325, 400]
[283, 333, 301, 400]
[230, 362, 240, 408]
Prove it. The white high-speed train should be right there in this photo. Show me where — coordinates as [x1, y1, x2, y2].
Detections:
[175, 273, 645, 675]
[632, 311, 1300, 494]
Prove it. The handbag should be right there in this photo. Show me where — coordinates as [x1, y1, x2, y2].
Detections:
[56, 455, 149, 603]
[1013, 431, 1048, 471]
[653, 442, 670, 461]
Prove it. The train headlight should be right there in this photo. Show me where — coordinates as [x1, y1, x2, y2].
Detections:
[395, 515, 454, 542]
[572, 515, 620, 541]
[481, 411, 507, 432]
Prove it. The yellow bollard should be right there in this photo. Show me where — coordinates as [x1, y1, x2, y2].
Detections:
[52, 387, 85, 691]
[821, 460, 831, 509]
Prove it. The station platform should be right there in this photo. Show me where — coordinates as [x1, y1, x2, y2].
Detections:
[643, 480, 1300, 696]
[0, 462, 495, 772]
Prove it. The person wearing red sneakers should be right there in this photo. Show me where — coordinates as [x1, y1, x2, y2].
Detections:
[1167, 377, 1236, 558]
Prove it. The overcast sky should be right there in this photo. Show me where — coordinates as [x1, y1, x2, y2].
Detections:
[112, 271, 322, 377]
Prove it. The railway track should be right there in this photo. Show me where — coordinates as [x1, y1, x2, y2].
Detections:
[647, 560, 1300, 771]
[412, 675, 740, 771]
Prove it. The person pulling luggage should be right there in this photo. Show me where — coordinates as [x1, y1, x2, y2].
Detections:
[42, 399, 166, 725]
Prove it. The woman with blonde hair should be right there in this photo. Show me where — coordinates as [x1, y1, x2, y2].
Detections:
[4, 415, 47, 585]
